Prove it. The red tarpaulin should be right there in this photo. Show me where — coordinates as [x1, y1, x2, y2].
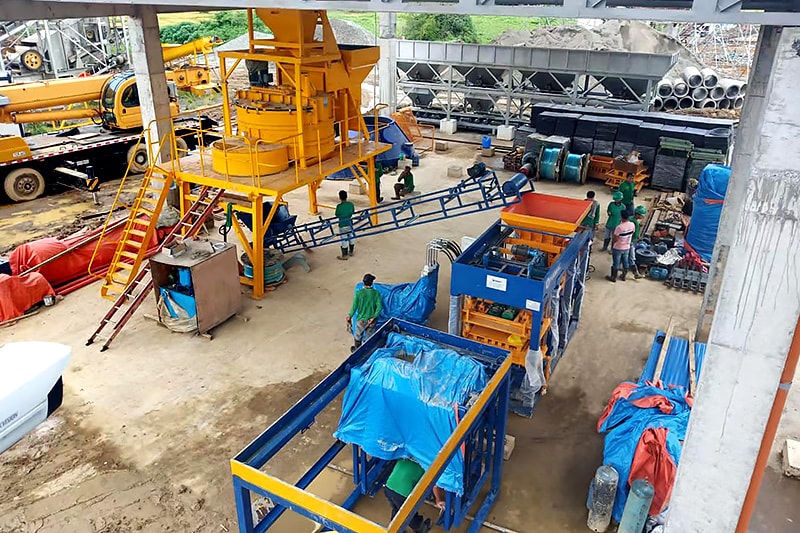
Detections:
[628, 427, 677, 516]
[0, 273, 54, 322]
[8, 221, 169, 291]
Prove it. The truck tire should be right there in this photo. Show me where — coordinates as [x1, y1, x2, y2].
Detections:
[4, 167, 45, 202]
[21, 49, 44, 72]
[127, 144, 148, 174]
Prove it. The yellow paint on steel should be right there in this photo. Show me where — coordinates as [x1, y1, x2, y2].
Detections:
[161, 36, 220, 64]
[0, 75, 111, 121]
[230, 461, 388, 533]
[210, 137, 289, 177]
[0, 136, 32, 163]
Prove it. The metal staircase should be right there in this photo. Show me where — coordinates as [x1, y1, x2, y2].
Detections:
[272, 168, 532, 254]
[87, 186, 224, 351]
[100, 169, 174, 300]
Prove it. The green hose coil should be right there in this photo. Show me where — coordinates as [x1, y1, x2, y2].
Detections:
[539, 147, 561, 181]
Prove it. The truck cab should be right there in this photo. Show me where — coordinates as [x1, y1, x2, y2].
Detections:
[100, 71, 180, 131]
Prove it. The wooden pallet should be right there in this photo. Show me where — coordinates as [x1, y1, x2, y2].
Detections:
[587, 155, 649, 191]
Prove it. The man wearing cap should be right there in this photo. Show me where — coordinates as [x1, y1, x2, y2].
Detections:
[601, 191, 625, 252]
[346, 273, 383, 352]
[629, 205, 647, 279]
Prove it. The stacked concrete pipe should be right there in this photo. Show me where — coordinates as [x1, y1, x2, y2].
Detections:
[691, 87, 709, 101]
[673, 79, 689, 97]
[682, 66, 703, 88]
[700, 67, 719, 88]
[657, 78, 674, 98]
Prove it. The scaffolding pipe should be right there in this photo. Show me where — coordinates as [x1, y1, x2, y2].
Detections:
[733, 96, 745, 109]
[718, 98, 731, 110]
[678, 96, 694, 109]
[697, 98, 717, 109]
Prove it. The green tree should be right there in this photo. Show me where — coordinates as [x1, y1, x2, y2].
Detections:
[160, 11, 270, 44]
[402, 14, 478, 43]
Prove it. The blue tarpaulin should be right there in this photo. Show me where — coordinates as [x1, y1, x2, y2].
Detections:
[350, 266, 438, 334]
[592, 332, 707, 523]
[685, 164, 730, 261]
[334, 332, 487, 494]
[599, 386, 690, 522]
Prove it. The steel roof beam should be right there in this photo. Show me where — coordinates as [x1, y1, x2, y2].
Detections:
[28, 0, 800, 25]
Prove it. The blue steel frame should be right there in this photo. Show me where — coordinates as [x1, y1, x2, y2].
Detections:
[231, 319, 511, 533]
[272, 170, 532, 254]
[450, 220, 592, 416]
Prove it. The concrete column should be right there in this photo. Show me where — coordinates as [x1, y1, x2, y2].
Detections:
[666, 26, 800, 532]
[129, 5, 173, 165]
[378, 13, 397, 115]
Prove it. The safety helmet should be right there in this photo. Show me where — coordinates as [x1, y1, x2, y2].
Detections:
[635, 205, 647, 215]
[612, 191, 623, 202]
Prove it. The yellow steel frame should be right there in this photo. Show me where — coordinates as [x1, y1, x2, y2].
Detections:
[116, 8, 390, 299]
[139, 109, 389, 300]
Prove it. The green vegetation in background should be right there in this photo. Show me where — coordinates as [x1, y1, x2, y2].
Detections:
[159, 11, 569, 45]
[25, 123, 53, 136]
[401, 14, 478, 43]
[470, 17, 571, 44]
[160, 11, 269, 44]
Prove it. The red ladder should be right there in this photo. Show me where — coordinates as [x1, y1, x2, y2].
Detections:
[86, 187, 225, 351]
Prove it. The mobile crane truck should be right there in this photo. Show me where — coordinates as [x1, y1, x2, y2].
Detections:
[0, 71, 217, 202]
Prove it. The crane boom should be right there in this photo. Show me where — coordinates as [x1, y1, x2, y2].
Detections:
[161, 36, 220, 64]
[0, 75, 112, 123]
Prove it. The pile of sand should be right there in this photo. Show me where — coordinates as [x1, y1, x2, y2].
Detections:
[214, 19, 374, 52]
[493, 20, 703, 77]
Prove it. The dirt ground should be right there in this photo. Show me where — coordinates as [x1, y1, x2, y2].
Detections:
[1, 141, 799, 533]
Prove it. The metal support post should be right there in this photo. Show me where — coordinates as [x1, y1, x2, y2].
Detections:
[128, 5, 174, 166]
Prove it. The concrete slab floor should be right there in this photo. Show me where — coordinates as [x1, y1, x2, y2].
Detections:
[1, 143, 798, 532]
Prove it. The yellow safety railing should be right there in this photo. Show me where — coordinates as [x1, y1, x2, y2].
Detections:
[145, 104, 392, 195]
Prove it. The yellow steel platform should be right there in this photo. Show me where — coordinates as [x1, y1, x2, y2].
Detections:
[175, 140, 391, 197]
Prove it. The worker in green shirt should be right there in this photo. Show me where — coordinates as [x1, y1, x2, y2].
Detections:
[384, 458, 444, 533]
[375, 162, 385, 203]
[335, 190, 356, 260]
[392, 166, 415, 200]
[581, 190, 600, 235]
[628, 205, 647, 279]
[346, 273, 383, 352]
[601, 191, 625, 252]
[618, 174, 636, 216]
